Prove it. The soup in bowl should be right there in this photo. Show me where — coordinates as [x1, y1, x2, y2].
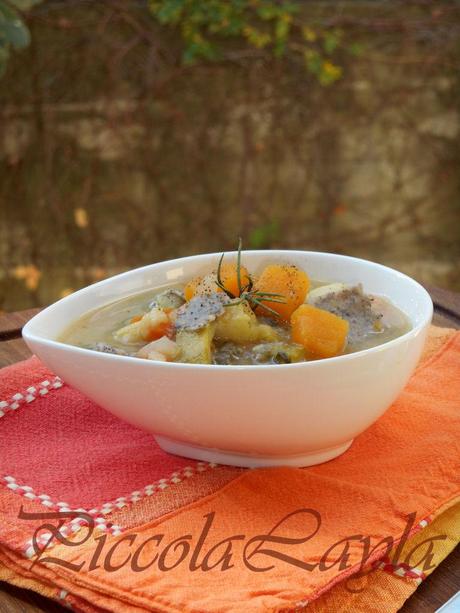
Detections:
[22, 251, 432, 467]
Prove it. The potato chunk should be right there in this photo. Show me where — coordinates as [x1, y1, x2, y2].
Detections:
[214, 301, 278, 344]
[291, 304, 349, 359]
[176, 324, 215, 364]
[308, 283, 349, 305]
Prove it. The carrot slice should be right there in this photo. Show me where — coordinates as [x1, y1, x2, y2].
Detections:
[253, 264, 309, 320]
[291, 304, 349, 359]
[145, 320, 174, 342]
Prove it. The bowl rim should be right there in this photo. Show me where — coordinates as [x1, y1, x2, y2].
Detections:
[22, 250, 433, 371]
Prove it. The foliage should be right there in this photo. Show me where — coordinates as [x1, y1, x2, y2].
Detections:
[148, 0, 346, 84]
[249, 220, 279, 249]
[0, 0, 41, 76]
[0, 1, 348, 85]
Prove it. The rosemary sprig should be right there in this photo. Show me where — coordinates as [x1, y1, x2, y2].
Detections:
[236, 236, 243, 297]
[216, 239, 287, 317]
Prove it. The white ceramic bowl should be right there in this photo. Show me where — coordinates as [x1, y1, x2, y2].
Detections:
[22, 251, 432, 468]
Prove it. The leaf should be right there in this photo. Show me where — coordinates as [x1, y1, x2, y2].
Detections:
[323, 31, 339, 55]
[182, 37, 218, 64]
[318, 60, 342, 86]
[248, 220, 279, 249]
[151, 0, 185, 24]
[302, 26, 316, 42]
[256, 5, 278, 21]
[0, 0, 40, 78]
[0, 3, 30, 48]
[3, 19, 29, 48]
[273, 17, 290, 57]
[348, 41, 365, 56]
[304, 49, 321, 75]
[244, 25, 271, 49]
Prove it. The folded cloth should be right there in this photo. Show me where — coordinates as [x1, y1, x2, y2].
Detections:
[0, 325, 458, 612]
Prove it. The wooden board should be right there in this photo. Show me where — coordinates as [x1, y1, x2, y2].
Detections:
[0, 288, 459, 613]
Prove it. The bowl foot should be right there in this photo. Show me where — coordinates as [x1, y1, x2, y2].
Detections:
[154, 436, 354, 468]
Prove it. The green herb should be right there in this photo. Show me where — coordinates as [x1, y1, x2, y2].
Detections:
[216, 238, 287, 318]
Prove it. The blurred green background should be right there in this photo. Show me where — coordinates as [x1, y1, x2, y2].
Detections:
[1, 0, 460, 311]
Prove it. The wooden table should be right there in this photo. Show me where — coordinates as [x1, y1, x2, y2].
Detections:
[0, 287, 459, 613]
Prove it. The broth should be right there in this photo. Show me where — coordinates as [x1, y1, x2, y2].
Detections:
[60, 279, 411, 366]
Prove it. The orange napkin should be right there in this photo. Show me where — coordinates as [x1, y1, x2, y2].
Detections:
[0, 325, 459, 612]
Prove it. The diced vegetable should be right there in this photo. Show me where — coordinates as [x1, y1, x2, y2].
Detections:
[291, 304, 349, 359]
[184, 274, 218, 301]
[145, 320, 173, 342]
[151, 289, 185, 310]
[214, 301, 278, 344]
[218, 262, 250, 297]
[253, 264, 310, 320]
[142, 350, 167, 362]
[308, 283, 349, 305]
[114, 307, 170, 344]
[176, 324, 215, 364]
[184, 280, 196, 302]
[137, 336, 179, 361]
[184, 263, 250, 301]
[252, 342, 305, 364]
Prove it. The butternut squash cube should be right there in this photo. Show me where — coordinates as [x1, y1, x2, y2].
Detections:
[253, 264, 309, 321]
[184, 263, 250, 301]
[290, 304, 349, 359]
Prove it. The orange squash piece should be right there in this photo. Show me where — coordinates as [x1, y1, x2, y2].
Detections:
[253, 264, 310, 320]
[219, 262, 250, 298]
[291, 304, 349, 359]
[184, 263, 250, 301]
[184, 276, 203, 301]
